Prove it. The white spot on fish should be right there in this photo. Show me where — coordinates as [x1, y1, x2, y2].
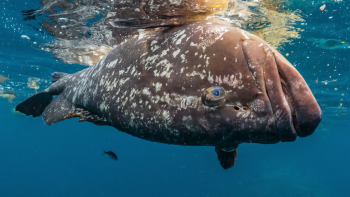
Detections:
[142, 88, 151, 96]
[173, 49, 181, 58]
[181, 54, 187, 63]
[151, 40, 158, 46]
[186, 70, 206, 79]
[106, 58, 119, 68]
[208, 71, 214, 83]
[249, 99, 266, 112]
[137, 29, 146, 40]
[160, 49, 169, 57]
[153, 82, 162, 92]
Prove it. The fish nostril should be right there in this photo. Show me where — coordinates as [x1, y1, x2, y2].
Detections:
[234, 106, 240, 110]
[242, 106, 248, 111]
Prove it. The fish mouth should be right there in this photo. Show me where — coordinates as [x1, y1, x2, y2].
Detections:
[265, 52, 322, 141]
[261, 47, 322, 141]
[243, 40, 322, 142]
[274, 53, 322, 138]
[243, 40, 297, 142]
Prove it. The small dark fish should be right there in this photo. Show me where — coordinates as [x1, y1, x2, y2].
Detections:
[0, 90, 16, 103]
[2, 90, 16, 95]
[102, 150, 118, 160]
[0, 74, 8, 83]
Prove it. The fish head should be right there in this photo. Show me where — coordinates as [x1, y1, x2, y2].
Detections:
[173, 22, 322, 145]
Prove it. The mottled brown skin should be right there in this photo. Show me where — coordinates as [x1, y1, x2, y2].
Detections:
[16, 22, 322, 169]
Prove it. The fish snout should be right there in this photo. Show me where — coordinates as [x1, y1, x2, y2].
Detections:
[242, 39, 322, 141]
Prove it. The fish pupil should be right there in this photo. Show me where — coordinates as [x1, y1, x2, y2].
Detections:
[211, 89, 220, 96]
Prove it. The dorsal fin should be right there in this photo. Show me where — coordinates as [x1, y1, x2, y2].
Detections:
[51, 72, 68, 83]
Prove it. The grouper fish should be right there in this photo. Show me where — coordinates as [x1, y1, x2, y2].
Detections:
[15, 22, 322, 169]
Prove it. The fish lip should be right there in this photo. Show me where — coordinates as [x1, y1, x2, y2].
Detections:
[261, 50, 298, 142]
[262, 74, 297, 142]
[279, 75, 300, 136]
[274, 53, 322, 138]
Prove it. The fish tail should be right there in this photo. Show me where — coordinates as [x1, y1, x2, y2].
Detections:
[15, 91, 52, 117]
[102, 149, 106, 155]
[16, 71, 70, 121]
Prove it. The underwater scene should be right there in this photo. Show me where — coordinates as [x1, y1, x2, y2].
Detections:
[0, 0, 349, 196]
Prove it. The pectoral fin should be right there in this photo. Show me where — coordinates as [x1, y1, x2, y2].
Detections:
[215, 147, 237, 170]
[43, 94, 74, 125]
[42, 94, 109, 126]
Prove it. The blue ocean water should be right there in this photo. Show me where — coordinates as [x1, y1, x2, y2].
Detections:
[1, 1, 349, 197]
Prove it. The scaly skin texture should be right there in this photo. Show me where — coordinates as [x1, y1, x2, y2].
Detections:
[41, 22, 321, 148]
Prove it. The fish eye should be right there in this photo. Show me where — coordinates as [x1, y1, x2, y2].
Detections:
[202, 86, 226, 107]
[211, 89, 220, 96]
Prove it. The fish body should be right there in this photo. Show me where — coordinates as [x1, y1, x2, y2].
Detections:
[0, 74, 8, 83]
[103, 150, 118, 160]
[15, 22, 322, 169]
[0, 90, 15, 103]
